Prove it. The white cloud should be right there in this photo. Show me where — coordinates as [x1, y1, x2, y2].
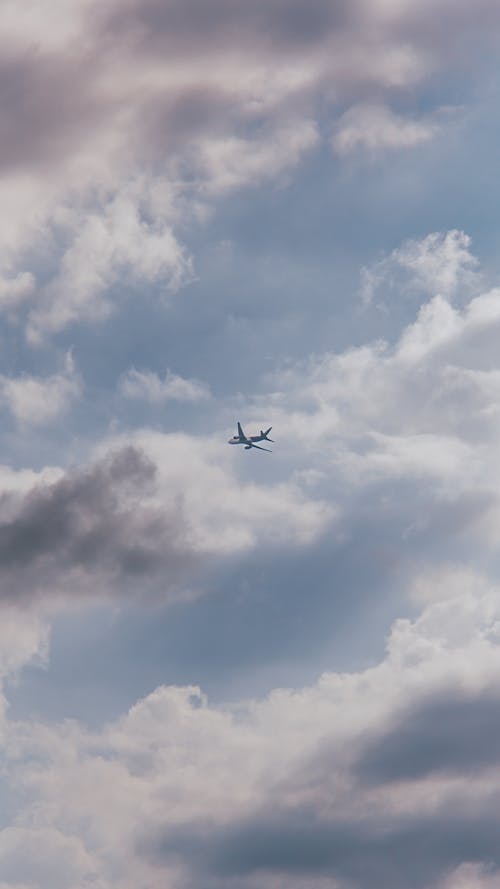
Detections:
[0, 604, 49, 734]
[0, 827, 101, 889]
[260, 233, 500, 483]
[437, 863, 500, 889]
[0, 353, 82, 425]
[195, 119, 319, 195]
[0, 607, 49, 681]
[120, 368, 211, 403]
[101, 430, 335, 553]
[0, 1, 494, 338]
[333, 103, 436, 156]
[0, 465, 63, 498]
[393, 230, 479, 297]
[0, 432, 334, 606]
[3, 568, 500, 887]
[26, 183, 193, 342]
[0, 0, 94, 52]
[0, 272, 35, 311]
[360, 230, 480, 306]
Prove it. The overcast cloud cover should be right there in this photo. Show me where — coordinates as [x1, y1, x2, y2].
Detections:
[3, 1, 500, 887]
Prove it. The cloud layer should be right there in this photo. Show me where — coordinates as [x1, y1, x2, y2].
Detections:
[0, 433, 332, 604]
[1, 1, 500, 886]
[0, 0, 499, 338]
[2, 232, 500, 888]
[3, 567, 500, 888]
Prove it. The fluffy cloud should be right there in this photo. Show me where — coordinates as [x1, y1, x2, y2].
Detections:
[194, 119, 319, 195]
[0, 433, 332, 604]
[99, 430, 335, 554]
[0, 1, 498, 337]
[333, 103, 436, 156]
[3, 566, 500, 888]
[256, 233, 500, 490]
[120, 367, 211, 403]
[0, 229, 495, 619]
[208, 231, 500, 631]
[0, 445, 193, 603]
[25, 182, 193, 342]
[360, 230, 480, 306]
[0, 828, 99, 889]
[0, 607, 48, 682]
[437, 864, 500, 889]
[0, 272, 35, 311]
[0, 352, 82, 424]
[2, 230, 500, 883]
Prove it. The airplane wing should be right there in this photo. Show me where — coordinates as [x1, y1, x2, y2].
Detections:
[249, 443, 272, 452]
[237, 422, 245, 439]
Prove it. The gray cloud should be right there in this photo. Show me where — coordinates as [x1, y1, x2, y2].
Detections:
[0, 446, 194, 602]
[147, 805, 500, 889]
[357, 687, 500, 783]
[391, 0, 500, 51]
[99, 0, 353, 56]
[5, 565, 500, 889]
[0, 51, 107, 174]
[134, 600, 500, 889]
[2, 0, 500, 340]
[99, 0, 500, 68]
[2, 0, 500, 186]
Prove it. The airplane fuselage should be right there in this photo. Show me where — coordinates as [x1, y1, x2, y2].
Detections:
[228, 434, 265, 445]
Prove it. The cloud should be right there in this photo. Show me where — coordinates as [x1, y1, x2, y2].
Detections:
[0, 606, 49, 681]
[25, 182, 193, 341]
[0, 0, 94, 53]
[0, 272, 35, 311]
[256, 233, 500, 489]
[358, 687, 500, 782]
[437, 863, 500, 889]
[0, 827, 100, 889]
[0, 432, 333, 604]
[0, 1, 497, 337]
[101, 430, 334, 555]
[360, 230, 480, 306]
[0, 352, 82, 425]
[2, 6, 500, 887]
[0, 603, 49, 736]
[120, 367, 211, 403]
[333, 103, 436, 156]
[153, 808, 500, 888]
[215, 232, 500, 634]
[0, 446, 192, 603]
[194, 119, 319, 195]
[3, 569, 500, 888]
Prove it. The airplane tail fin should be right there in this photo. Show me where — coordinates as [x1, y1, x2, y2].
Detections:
[261, 427, 273, 441]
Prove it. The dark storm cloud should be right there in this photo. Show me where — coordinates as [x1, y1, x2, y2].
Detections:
[0, 446, 194, 601]
[146, 804, 500, 889]
[357, 687, 500, 783]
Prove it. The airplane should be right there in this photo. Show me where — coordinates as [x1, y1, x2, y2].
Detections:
[228, 422, 273, 452]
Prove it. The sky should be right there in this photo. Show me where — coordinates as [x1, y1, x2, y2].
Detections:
[3, 1, 500, 887]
